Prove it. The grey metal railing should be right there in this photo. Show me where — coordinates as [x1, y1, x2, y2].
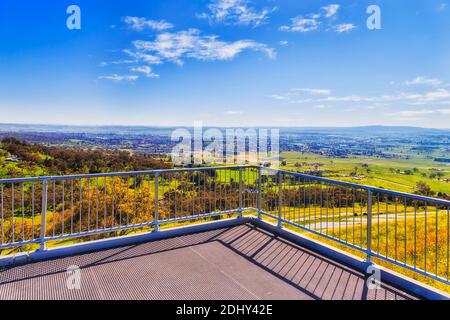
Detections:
[1, 165, 449, 286]
[258, 167, 450, 285]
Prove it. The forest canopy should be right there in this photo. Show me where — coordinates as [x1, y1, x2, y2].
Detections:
[0, 137, 172, 178]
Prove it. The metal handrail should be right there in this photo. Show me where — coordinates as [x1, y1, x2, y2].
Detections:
[1, 165, 448, 206]
[0, 165, 254, 184]
[262, 167, 450, 206]
[0, 165, 449, 286]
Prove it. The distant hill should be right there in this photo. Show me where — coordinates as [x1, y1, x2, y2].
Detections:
[0, 123, 448, 136]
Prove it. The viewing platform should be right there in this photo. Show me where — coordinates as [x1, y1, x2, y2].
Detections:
[0, 166, 449, 300]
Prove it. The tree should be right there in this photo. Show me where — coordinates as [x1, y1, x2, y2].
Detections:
[413, 181, 436, 197]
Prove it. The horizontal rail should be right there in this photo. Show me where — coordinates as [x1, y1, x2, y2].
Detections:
[1, 166, 448, 206]
[262, 167, 450, 206]
[0, 165, 255, 184]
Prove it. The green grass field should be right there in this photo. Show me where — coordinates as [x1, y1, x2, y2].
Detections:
[280, 152, 450, 195]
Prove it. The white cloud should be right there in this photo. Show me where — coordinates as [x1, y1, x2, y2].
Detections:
[280, 17, 320, 32]
[293, 88, 331, 95]
[384, 110, 434, 117]
[111, 59, 136, 65]
[130, 65, 160, 78]
[281, 4, 354, 34]
[404, 76, 443, 87]
[384, 108, 450, 118]
[269, 94, 290, 100]
[123, 49, 163, 65]
[314, 89, 450, 105]
[198, 0, 276, 27]
[437, 108, 450, 114]
[438, 3, 447, 11]
[330, 23, 356, 33]
[98, 74, 139, 82]
[289, 99, 313, 104]
[124, 16, 174, 31]
[279, 40, 289, 46]
[132, 29, 275, 66]
[319, 95, 377, 102]
[268, 88, 331, 103]
[411, 88, 450, 104]
[321, 4, 340, 18]
[225, 110, 243, 115]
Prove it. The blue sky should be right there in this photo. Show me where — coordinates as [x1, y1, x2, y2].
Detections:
[0, 0, 449, 128]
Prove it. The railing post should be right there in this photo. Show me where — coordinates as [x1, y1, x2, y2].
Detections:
[257, 167, 262, 220]
[238, 167, 243, 219]
[39, 179, 48, 251]
[278, 172, 283, 228]
[366, 189, 373, 263]
[154, 173, 159, 232]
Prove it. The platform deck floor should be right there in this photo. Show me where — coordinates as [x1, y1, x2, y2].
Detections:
[0, 223, 417, 300]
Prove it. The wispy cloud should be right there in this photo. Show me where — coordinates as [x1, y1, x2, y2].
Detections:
[101, 18, 275, 81]
[293, 88, 331, 95]
[329, 23, 356, 33]
[438, 3, 448, 11]
[98, 74, 139, 82]
[123, 49, 163, 65]
[411, 88, 450, 104]
[404, 76, 443, 87]
[268, 88, 331, 102]
[131, 29, 275, 66]
[280, 4, 355, 34]
[268, 82, 450, 119]
[269, 94, 290, 100]
[123, 16, 174, 31]
[225, 110, 243, 115]
[130, 65, 160, 78]
[198, 0, 276, 27]
[437, 108, 450, 114]
[384, 110, 434, 117]
[280, 17, 320, 32]
[321, 4, 340, 18]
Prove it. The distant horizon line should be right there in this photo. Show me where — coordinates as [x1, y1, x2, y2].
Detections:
[0, 122, 449, 131]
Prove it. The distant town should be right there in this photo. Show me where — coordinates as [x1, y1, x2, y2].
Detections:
[0, 124, 448, 162]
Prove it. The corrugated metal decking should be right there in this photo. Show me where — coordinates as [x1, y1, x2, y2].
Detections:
[0, 224, 417, 300]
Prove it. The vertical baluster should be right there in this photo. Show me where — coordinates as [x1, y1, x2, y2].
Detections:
[366, 190, 372, 263]
[278, 172, 282, 228]
[257, 167, 262, 220]
[96, 177, 99, 231]
[11, 183, 14, 244]
[32, 183, 35, 240]
[239, 167, 243, 218]
[154, 173, 159, 232]
[104, 176, 107, 230]
[40, 180, 48, 251]
[71, 180, 74, 234]
[62, 180, 65, 235]
[21, 182, 24, 241]
[436, 204, 439, 277]
[1, 185, 3, 245]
